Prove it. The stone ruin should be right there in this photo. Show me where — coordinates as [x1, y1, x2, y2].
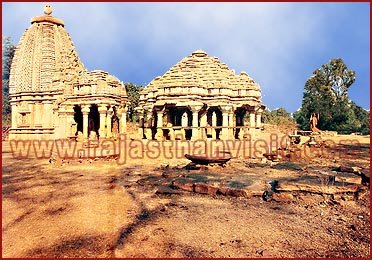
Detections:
[8, 4, 128, 140]
[8, 4, 266, 142]
[137, 50, 266, 141]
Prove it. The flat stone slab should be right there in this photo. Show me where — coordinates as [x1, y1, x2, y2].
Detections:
[171, 180, 263, 198]
[276, 182, 366, 195]
[156, 185, 182, 195]
[168, 165, 366, 199]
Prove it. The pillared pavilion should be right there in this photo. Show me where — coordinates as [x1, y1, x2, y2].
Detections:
[137, 50, 266, 140]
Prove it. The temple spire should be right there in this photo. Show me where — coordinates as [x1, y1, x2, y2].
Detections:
[44, 3, 52, 15]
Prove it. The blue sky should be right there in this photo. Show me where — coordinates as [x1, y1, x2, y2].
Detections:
[2, 2, 370, 113]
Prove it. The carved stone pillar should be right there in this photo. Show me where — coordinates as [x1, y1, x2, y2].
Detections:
[256, 113, 262, 128]
[106, 108, 113, 138]
[249, 111, 256, 128]
[199, 112, 207, 139]
[144, 109, 153, 140]
[191, 105, 202, 140]
[155, 109, 164, 141]
[228, 110, 234, 139]
[220, 105, 232, 140]
[211, 111, 217, 139]
[256, 107, 263, 129]
[157, 110, 163, 128]
[119, 106, 128, 134]
[98, 105, 107, 138]
[82, 105, 90, 140]
[200, 113, 207, 127]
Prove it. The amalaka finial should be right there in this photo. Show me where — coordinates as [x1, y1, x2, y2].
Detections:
[44, 3, 52, 15]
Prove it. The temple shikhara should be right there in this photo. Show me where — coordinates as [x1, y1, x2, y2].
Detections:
[8, 4, 128, 140]
[137, 50, 265, 141]
[8, 4, 265, 141]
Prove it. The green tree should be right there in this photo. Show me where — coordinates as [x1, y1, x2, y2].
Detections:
[294, 58, 368, 134]
[124, 82, 143, 122]
[262, 107, 295, 126]
[2, 36, 16, 125]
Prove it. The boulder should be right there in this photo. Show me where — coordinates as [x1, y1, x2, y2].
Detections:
[194, 183, 218, 195]
[272, 193, 294, 203]
[172, 180, 194, 192]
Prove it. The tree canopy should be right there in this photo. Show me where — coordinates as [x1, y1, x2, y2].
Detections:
[124, 82, 143, 122]
[294, 58, 369, 134]
[2, 36, 16, 125]
[262, 107, 295, 126]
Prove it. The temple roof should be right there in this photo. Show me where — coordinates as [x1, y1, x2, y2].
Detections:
[30, 3, 65, 26]
[9, 4, 85, 95]
[9, 3, 126, 98]
[140, 50, 263, 106]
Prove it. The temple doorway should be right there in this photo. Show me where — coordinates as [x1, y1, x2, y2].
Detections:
[234, 107, 247, 139]
[88, 104, 100, 138]
[169, 107, 192, 140]
[207, 107, 222, 139]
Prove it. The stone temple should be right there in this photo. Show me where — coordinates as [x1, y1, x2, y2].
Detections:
[8, 4, 128, 140]
[8, 4, 266, 141]
[137, 50, 266, 141]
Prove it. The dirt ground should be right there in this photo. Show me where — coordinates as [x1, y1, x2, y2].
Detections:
[2, 132, 370, 258]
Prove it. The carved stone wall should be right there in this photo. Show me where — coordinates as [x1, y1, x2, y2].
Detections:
[8, 4, 128, 140]
[9, 15, 85, 94]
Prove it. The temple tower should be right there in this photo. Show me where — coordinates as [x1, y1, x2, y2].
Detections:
[8, 4, 128, 140]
